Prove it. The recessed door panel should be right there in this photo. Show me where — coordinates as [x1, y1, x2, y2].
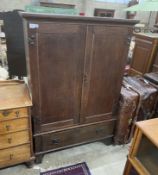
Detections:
[80, 25, 128, 123]
[29, 23, 86, 128]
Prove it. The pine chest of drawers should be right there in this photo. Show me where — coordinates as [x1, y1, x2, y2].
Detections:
[0, 80, 34, 169]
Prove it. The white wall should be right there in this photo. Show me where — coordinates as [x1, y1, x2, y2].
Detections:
[0, 0, 32, 11]
[0, 0, 127, 18]
[0, 0, 82, 12]
[85, 0, 127, 18]
[134, 11, 157, 28]
[0, 0, 157, 27]
[36, 0, 84, 13]
[46, 0, 128, 18]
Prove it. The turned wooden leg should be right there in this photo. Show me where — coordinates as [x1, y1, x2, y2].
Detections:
[35, 154, 44, 164]
[25, 160, 34, 168]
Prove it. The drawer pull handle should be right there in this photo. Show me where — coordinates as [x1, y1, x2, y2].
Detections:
[9, 154, 14, 160]
[2, 111, 10, 117]
[6, 125, 11, 131]
[52, 138, 60, 145]
[15, 111, 19, 117]
[8, 138, 12, 144]
[96, 128, 104, 134]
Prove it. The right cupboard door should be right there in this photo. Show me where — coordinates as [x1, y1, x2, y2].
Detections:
[80, 25, 129, 123]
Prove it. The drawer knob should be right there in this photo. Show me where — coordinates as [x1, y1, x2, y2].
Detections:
[15, 111, 19, 117]
[2, 111, 10, 117]
[52, 138, 60, 145]
[8, 138, 12, 144]
[6, 125, 11, 131]
[10, 154, 14, 160]
[96, 128, 104, 134]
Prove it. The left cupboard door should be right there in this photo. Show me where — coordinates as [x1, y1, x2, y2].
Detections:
[26, 22, 86, 132]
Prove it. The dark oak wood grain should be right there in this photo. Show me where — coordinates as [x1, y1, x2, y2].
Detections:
[80, 25, 129, 123]
[41, 119, 115, 152]
[20, 12, 138, 25]
[21, 13, 138, 162]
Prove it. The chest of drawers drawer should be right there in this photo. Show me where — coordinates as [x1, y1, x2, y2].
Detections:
[0, 108, 28, 121]
[0, 118, 29, 134]
[0, 130, 30, 150]
[0, 144, 31, 168]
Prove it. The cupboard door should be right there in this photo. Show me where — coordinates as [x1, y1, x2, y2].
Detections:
[80, 25, 129, 123]
[27, 23, 86, 130]
[130, 37, 154, 75]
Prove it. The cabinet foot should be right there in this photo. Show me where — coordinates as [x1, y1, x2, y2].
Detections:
[25, 160, 34, 168]
[35, 154, 44, 164]
[102, 137, 113, 145]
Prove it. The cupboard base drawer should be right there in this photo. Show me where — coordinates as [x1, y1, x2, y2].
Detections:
[35, 119, 115, 153]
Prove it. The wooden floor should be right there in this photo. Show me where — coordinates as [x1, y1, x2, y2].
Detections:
[0, 142, 129, 175]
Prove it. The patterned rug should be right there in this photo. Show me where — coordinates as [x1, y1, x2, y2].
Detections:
[40, 162, 91, 175]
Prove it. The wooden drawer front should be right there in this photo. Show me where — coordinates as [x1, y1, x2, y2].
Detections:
[42, 120, 115, 151]
[0, 130, 30, 150]
[0, 108, 28, 121]
[0, 144, 31, 168]
[0, 118, 29, 134]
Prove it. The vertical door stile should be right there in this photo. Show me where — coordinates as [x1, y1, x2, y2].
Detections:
[80, 25, 94, 123]
[27, 23, 42, 133]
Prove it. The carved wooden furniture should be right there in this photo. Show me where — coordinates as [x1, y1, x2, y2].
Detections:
[123, 118, 158, 175]
[21, 12, 138, 163]
[0, 80, 34, 168]
[129, 33, 158, 75]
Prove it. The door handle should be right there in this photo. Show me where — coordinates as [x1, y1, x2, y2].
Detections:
[83, 73, 88, 83]
[28, 35, 36, 46]
[28, 38, 35, 45]
[30, 34, 35, 39]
